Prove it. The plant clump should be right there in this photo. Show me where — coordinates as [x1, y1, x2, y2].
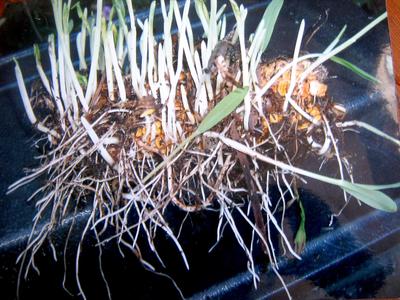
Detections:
[10, 0, 399, 298]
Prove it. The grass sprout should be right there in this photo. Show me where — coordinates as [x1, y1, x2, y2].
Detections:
[330, 56, 380, 83]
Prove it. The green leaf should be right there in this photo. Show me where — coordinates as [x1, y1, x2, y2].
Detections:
[216, 4, 227, 20]
[352, 182, 400, 191]
[195, 87, 249, 135]
[114, 0, 127, 30]
[195, 0, 210, 23]
[323, 25, 347, 55]
[76, 72, 88, 89]
[341, 184, 397, 212]
[112, 24, 118, 43]
[337, 120, 400, 148]
[73, 2, 83, 18]
[330, 56, 380, 84]
[194, 0, 210, 37]
[107, 7, 116, 28]
[68, 19, 74, 33]
[294, 200, 306, 253]
[229, 0, 240, 17]
[257, 0, 284, 54]
[113, 0, 126, 17]
[211, 134, 398, 213]
[33, 44, 41, 62]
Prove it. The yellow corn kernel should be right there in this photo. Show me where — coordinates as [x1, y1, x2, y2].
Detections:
[269, 113, 283, 124]
[135, 127, 146, 138]
[140, 108, 155, 118]
[261, 117, 268, 128]
[155, 136, 164, 149]
[260, 117, 269, 133]
[155, 122, 163, 136]
[277, 80, 289, 97]
[298, 121, 310, 130]
[307, 106, 322, 121]
[155, 120, 162, 129]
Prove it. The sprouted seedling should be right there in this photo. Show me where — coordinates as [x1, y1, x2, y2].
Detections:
[10, 0, 400, 299]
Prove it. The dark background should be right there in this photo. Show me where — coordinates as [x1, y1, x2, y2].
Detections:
[0, 0, 386, 57]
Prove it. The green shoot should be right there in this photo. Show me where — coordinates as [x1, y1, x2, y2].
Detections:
[195, 87, 249, 135]
[76, 72, 88, 89]
[249, 0, 283, 58]
[208, 134, 399, 212]
[300, 12, 387, 82]
[341, 182, 398, 212]
[330, 56, 380, 84]
[33, 44, 52, 95]
[323, 25, 347, 55]
[195, 0, 210, 34]
[294, 200, 306, 253]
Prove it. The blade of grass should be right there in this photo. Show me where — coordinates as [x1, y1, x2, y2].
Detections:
[330, 56, 380, 83]
[208, 133, 398, 212]
[15, 59, 60, 138]
[294, 200, 306, 253]
[195, 87, 249, 135]
[33, 44, 52, 95]
[258, 0, 283, 55]
[323, 25, 347, 55]
[248, 0, 283, 124]
[342, 183, 398, 212]
[195, 0, 210, 35]
[352, 182, 400, 191]
[300, 12, 387, 82]
[249, 0, 283, 92]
